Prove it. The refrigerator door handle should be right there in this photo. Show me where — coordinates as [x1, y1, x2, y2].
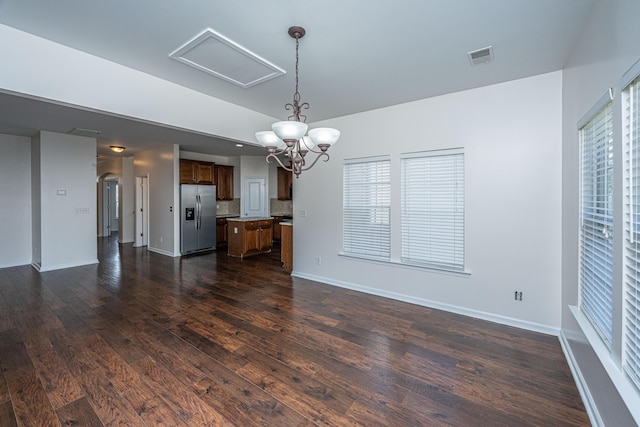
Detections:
[196, 194, 201, 230]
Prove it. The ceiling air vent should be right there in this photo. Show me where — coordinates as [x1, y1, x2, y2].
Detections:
[467, 46, 494, 66]
[170, 28, 285, 88]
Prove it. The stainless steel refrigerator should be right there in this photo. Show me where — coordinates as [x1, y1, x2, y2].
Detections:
[180, 184, 216, 254]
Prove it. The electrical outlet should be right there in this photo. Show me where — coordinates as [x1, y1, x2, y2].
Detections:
[315, 256, 322, 265]
[514, 291, 523, 301]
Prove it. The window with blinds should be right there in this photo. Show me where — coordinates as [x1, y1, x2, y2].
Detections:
[401, 149, 464, 271]
[342, 157, 391, 260]
[624, 74, 640, 391]
[579, 97, 614, 347]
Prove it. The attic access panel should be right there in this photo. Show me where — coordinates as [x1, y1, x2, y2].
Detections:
[170, 28, 285, 88]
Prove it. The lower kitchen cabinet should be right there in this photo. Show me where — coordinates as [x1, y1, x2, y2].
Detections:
[272, 216, 283, 241]
[227, 219, 273, 258]
[216, 218, 229, 248]
[281, 223, 293, 271]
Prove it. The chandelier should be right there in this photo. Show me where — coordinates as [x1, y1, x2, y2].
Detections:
[255, 26, 340, 179]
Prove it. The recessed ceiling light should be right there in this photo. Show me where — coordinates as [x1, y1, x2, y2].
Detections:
[235, 144, 243, 147]
[110, 146, 125, 153]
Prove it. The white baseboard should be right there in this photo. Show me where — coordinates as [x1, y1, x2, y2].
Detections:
[558, 331, 603, 427]
[147, 246, 180, 257]
[291, 271, 559, 336]
[33, 258, 99, 272]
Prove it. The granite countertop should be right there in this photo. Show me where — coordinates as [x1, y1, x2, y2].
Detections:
[280, 222, 293, 226]
[216, 214, 240, 218]
[226, 217, 274, 222]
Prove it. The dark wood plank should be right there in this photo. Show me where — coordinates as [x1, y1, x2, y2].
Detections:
[0, 330, 35, 382]
[0, 373, 9, 405]
[55, 397, 103, 427]
[0, 236, 590, 427]
[131, 356, 232, 426]
[0, 400, 18, 427]
[21, 330, 85, 410]
[47, 329, 146, 426]
[7, 373, 61, 427]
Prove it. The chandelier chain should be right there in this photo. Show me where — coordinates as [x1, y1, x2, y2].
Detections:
[285, 31, 309, 123]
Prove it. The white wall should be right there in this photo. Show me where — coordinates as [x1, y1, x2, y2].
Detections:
[31, 135, 41, 267]
[293, 71, 563, 332]
[0, 134, 31, 268]
[561, 0, 640, 424]
[120, 157, 135, 243]
[33, 131, 98, 271]
[0, 24, 276, 146]
[134, 144, 179, 256]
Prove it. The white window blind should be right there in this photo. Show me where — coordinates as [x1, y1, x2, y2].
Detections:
[579, 98, 614, 347]
[343, 157, 391, 259]
[624, 74, 640, 391]
[401, 149, 464, 271]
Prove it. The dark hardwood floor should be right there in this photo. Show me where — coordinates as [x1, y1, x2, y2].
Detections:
[0, 235, 589, 426]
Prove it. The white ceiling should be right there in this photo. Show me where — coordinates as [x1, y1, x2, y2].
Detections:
[0, 0, 596, 158]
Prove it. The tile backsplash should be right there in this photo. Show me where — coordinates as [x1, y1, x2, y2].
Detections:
[217, 198, 240, 216]
[270, 199, 293, 216]
[216, 198, 292, 216]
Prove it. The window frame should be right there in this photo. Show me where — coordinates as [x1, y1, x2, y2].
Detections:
[400, 148, 465, 272]
[623, 67, 640, 392]
[578, 90, 615, 348]
[341, 156, 391, 261]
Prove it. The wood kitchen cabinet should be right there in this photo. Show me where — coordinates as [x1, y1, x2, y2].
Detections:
[272, 216, 283, 241]
[281, 223, 293, 271]
[180, 159, 214, 185]
[214, 165, 234, 200]
[216, 217, 229, 248]
[227, 219, 273, 258]
[277, 167, 293, 200]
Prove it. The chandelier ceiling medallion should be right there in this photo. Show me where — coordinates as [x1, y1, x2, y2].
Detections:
[255, 26, 340, 178]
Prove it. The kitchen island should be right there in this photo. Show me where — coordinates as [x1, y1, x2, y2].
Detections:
[226, 217, 273, 258]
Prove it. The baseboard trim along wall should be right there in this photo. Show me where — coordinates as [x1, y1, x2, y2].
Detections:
[559, 331, 603, 427]
[292, 271, 560, 336]
[148, 246, 179, 258]
[31, 258, 99, 272]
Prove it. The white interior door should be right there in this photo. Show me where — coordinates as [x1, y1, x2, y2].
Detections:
[134, 176, 149, 247]
[243, 177, 267, 218]
[102, 180, 111, 237]
[109, 182, 119, 233]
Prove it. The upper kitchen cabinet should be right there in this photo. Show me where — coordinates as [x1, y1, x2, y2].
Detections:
[277, 167, 293, 200]
[180, 159, 214, 185]
[214, 164, 234, 200]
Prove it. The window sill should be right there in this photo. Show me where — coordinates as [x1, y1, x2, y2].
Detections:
[338, 252, 471, 277]
[569, 305, 640, 423]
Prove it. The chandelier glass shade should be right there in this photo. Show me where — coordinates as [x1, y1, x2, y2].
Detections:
[255, 26, 340, 178]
